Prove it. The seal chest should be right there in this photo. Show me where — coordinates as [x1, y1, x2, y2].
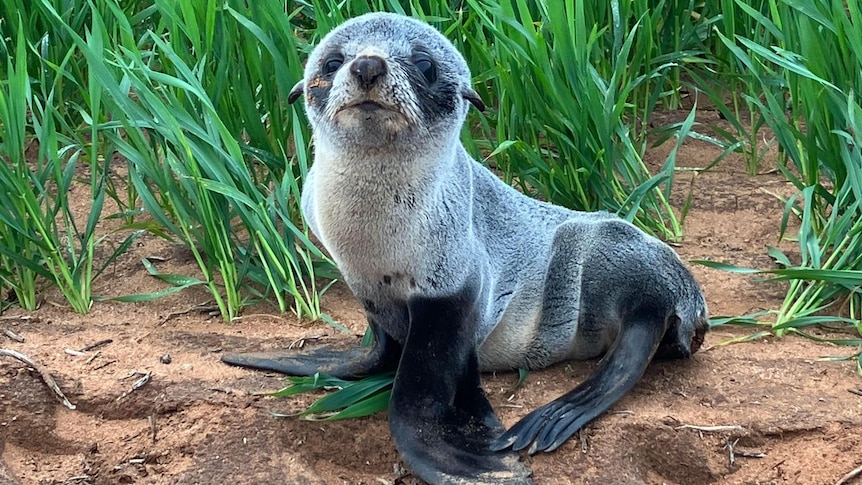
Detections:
[306, 139, 465, 299]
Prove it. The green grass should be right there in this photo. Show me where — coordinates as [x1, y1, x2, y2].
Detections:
[705, 0, 862, 370]
[0, 18, 136, 313]
[269, 372, 395, 421]
[462, 0, 686, 240]
[1, 0, 336, 321]
[0, 24, 41, 310]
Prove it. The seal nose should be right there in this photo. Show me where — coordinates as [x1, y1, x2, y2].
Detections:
[351, 56, 387, 89]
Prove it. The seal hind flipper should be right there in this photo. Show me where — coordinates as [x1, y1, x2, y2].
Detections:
[390, 289, 533, 485]
[221, 323, 400, 378]
[491, 307, 670, 454]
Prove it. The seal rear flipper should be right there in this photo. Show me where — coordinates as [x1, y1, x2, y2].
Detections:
[491, 308, 670, 455]
[390, 290, 533, 485]
[221, 323, 400, 378]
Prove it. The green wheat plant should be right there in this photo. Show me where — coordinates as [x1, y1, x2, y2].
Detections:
[0, 0, 157, 219]
[269, 372, 396, 421]
[706, 0, 862, 370]
[0, 26, 42, 310]
[32, 0, 335, 321]
[459, 0, 702, 241]
[686, 0, 775, 175]
[0, 22, 135, 313]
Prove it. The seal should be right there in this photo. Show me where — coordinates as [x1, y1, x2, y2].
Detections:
[222, 12, 709, 485]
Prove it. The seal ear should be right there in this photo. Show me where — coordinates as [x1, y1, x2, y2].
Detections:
[288, 80, 304, 104]
[462, 88, 485, 112]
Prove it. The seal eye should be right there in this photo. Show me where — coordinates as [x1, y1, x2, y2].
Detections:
[322, 54, 344, 77]
[412, 53, 436, 84]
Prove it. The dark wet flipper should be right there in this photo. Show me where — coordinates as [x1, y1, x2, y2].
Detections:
[492, 308, 670, 454]
[389, 289, 533, 485]
[221, 323, 400, 378]
[391, 362, 530, 484]
[391, 413, 532, 485]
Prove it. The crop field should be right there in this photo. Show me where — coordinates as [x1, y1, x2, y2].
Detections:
[1, 1, 860, 484]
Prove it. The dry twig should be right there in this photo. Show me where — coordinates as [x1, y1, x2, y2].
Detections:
[92, 359, 117, 371]
[724, 436, 765, 466]
[737, 450, 766, 459]
[80, 339, 113, 352]
[159, 303, 218, 325]
[3, 329, 24, 342]
[724, 437, 738, 466]
[578, 429, 588, 453]
[149, 414, 158, 442]
[288, 334, 324, 350]
[61, 475, 92, 484]
[0, 348, 76, 409]
[85, 351, 101, 365]
[0, 315, 35, 322]
[675, 424, 745, 433]
[836, 463, 862, 485]
[116, 371, 152, 402]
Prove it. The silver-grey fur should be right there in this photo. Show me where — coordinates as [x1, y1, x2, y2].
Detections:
[298, 12, 708, 371]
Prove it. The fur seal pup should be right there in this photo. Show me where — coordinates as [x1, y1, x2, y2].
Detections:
[223, 12, 709, 484]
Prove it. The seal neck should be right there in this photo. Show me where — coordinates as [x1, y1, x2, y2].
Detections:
[312, 131, 459, 188]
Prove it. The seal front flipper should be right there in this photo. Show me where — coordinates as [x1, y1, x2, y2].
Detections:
[221, 322, 400, 378]
[390, 289, 533, 485]
[492, 306, 671, 455]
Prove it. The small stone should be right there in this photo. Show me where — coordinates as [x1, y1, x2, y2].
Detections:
[159, 354, 172, 365]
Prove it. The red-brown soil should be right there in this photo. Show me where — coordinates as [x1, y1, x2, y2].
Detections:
[2, 111, 861, 485]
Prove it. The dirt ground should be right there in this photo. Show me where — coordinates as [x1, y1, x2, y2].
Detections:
[2, 110, 861, 485]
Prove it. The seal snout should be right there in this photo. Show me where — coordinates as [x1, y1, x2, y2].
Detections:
[351, 55, 388, 90]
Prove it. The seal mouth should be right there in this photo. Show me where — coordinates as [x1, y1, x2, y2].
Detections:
[338, 99, 393, 113]
[338, 98, 398, 112]
[329, 95, 416, 131]
[354, 100, 385, 111]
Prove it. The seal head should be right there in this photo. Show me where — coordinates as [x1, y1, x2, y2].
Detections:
[289, 13, 484, 150]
